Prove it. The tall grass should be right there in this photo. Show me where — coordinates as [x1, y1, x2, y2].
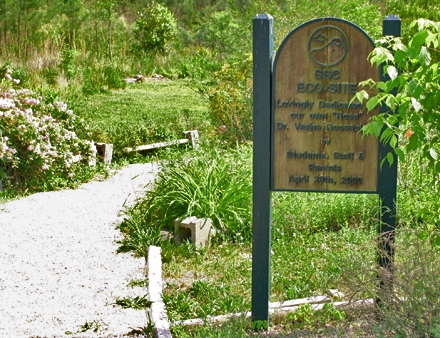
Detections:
[116, 142, 252, 257]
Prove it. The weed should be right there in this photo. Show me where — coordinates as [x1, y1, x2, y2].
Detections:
[283, 304, 314, 329]
[251, 320, 268, 331]
[128, 278, 149, 288]
[128, 313, 155, 337]
[66, 319, 108, 335]
[115, 295, 152, 310]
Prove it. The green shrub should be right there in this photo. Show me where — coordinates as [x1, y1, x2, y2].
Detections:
[0, 68, 97, 193]
[132, 1, 178, 56]
[206, 56, 253, 144]
[81, 62, 127, 95]
[60, 46, 78, 79]
[195, 11, 248, 56]
[355, 19, 440, 175]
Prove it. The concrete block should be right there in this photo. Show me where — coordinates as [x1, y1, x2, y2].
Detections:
[183, 130, 199, 149]
[95, 143, 113, 164]
[174, 216, 212, 247]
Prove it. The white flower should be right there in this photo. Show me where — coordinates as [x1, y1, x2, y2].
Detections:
[55, 101, 67, 111]
[0, 97, 15, 110]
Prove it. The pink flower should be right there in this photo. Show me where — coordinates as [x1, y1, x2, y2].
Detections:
[219, 125, 227, 132]
[23, 97, 40, 105]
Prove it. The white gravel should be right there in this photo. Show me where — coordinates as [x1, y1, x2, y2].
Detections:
[0, 163, 160, 338]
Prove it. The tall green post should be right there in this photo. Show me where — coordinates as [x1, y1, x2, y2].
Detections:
[252, 14, 273, 323]
[377, 14, 401, 301]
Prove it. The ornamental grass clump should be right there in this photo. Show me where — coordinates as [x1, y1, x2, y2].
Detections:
[0, 67, 96, 192]
[117, 144, 252, 257]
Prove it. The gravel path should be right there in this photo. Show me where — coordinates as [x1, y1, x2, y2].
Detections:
[0, 163, 159, 338]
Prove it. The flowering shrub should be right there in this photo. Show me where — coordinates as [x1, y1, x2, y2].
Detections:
[0, 67, 96, 192]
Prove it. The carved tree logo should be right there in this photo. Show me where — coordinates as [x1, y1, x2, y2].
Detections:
[308, 25, 349, 67]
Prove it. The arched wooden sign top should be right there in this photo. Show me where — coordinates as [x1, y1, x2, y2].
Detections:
[271, 18, 379, 192]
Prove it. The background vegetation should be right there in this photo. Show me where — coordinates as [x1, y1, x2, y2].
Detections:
[2, 0, 440, 336]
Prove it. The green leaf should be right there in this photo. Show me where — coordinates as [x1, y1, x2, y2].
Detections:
[394, 147, 405, 161]
[385, 95, 397, 110]
[418, 230, 429, 241]
[407, 79, 423, 99]
[419, 46, 431, 66]
[390, 135, 397, 148]
[386, 151, 394, 166]
[425, 31, 439, 48]
[386, 65, 398, 80]
[363, 119, 384, 137]
[410, 30, 429, 48]
[411, 97, 422, 112]
[351, 90, 368, 104]
[394, 50, 407, 64]
[430, 148, 438, 161]
[407, 132, 419, 151]
[433, 235, 440, 247]
[377, 81, 387, 91]
[380, 127, 393, 143]
[366, 96, 379, 111]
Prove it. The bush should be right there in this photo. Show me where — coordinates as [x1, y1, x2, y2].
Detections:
[81, 62, 127, 95]
[355, 19, 440, 176]
[206, 56, 253, 144]
[132, 1, 178, 56]
[0, 67, 97, 192]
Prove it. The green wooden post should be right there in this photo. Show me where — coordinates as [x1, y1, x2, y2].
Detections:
[377, 14, 401, 303]
[252, 14, 273, 323]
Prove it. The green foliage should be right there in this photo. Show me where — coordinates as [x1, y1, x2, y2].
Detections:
[75, 80, 210, 158]
[164, 279, 247, 321]
[272, 192, 377, 234]
[0, 69, 99, 193]
[194, 11, 247, 56]
[355, 19, 440, 176]
[318, 303, 346, 322]
[114, 295, 152, 309]
[117, 143, 252, 258]
[60, 46, 78, 79]
[251, 320, 268, 331]
[80, 62, 127, 96]
[283, 304, 314, 328]
[171, 316, 249, 338]
[206, 56, 253, 144]
[66, 319, 108, 335]
[132, 1, 178, 56]
[387, 0, 440, 41]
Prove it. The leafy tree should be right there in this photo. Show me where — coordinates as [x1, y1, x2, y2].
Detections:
[96, 0, 117, 60]
[132, 1, 177, 56]
[355, 19, 440, 174]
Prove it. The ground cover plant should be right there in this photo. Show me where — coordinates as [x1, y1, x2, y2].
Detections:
[73, 79, 211, 160]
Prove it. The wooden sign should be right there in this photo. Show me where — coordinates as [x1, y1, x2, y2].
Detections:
[272, 18, 379, 192]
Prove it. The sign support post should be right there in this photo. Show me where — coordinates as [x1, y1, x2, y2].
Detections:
[252, 14, 274, 323]
[377, 14, 401, 303]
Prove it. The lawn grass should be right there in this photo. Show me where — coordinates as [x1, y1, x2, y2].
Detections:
[74, 79, 211, 159]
